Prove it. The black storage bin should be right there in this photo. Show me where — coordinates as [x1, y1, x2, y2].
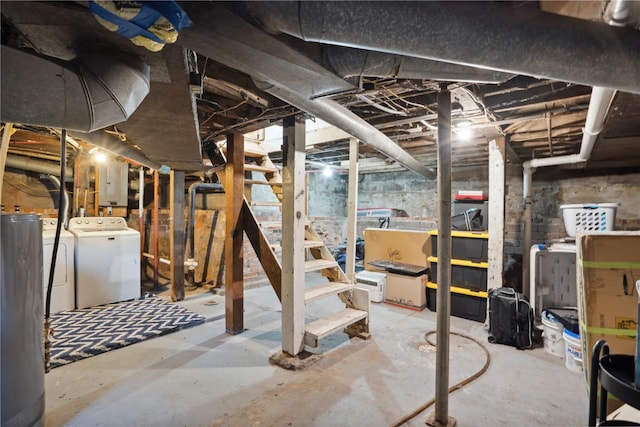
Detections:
[453, 201, 488, 230]
[429, 231, 489, 263]
[426, 283, 487, 323]
[545, 307, 579, 334]
[429, 257, 488, 292]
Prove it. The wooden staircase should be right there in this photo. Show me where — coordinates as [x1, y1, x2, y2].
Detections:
[228, 143, 370, 351]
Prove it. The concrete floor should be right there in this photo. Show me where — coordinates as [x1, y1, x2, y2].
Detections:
[44, 273, 588, 426]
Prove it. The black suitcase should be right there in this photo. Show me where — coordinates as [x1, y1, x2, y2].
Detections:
[487, 287, 533, 349]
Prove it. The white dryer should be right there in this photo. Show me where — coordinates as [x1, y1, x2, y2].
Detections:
[68, 217, 140, 309]
[42, 218, 75, 313]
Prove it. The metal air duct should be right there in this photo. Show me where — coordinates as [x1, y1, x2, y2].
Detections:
[247, 1, 640, 93]
[5, 154, 73, 179]
[256, 81, 437, 179]
[178, 3, 434, 179]
[1, 45, 150, 132]
[46, 175, 71, 229]
[324, 45, 515, 84]
[67, 130, 170, 174]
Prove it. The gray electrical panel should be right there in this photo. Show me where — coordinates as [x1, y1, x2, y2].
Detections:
[98, 161, 128, 206]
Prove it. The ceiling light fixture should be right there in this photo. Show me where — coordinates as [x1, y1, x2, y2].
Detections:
[455, 120, 473, 140]
[92, 149, 107, 163]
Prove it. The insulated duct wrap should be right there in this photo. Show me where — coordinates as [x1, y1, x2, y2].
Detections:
[249, 1, 640, 93]
[1, 45, 150, 132]
[324, 45, 514, 84]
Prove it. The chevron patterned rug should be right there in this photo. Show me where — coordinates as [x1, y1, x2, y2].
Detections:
[49, 295, 205, 368]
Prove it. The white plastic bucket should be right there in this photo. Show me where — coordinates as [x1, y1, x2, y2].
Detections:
[541, 311, 564, 358]
[563, 328, 583, 373]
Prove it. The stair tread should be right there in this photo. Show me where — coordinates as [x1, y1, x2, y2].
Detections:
[243, 149, 270, 158]
[259, 220, 311, 228]
[221, 146, 269, 159]
[269, 240, 325, 252]
[250, 201, 282, 207]
[245, 179, 283, 186]
[245, 164, 279, 173]
[305, 282, 353, 303]
[305, 259, 339, 272]
[304, 240, 325, 248]
[305, 308, 368, 342]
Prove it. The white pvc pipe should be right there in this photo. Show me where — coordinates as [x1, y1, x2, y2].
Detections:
[608, 0, 631, 26]
[579, 87, 617, 160]
[526, 153, 583, 169]
[521, 86, 616, 296]
[142, 252, 198, 268]
[522, 164, 534, 198]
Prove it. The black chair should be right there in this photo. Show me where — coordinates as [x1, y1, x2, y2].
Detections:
[589, 340, 640, 426]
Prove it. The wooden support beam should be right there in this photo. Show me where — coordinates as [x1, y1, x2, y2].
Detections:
[488, 137, 506, 292]
[94, 165, 100, 217]
[0, 123, 13, 202]
[505, 134, 522, 165]
[345, 137, 359, 281]
[225, 133, 245, 335]
[170, 170, 186, 302]
[153, 170, 160, 290]
[138, 167, 145, 281]
[281, 115, 306, 356]
[242, 199, 282, 301]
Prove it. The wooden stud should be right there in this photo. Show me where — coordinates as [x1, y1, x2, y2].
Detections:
[345, 138, 359, 281]
[170, 170, 186, 301]
[281, 115, 306, 356]
[93, 163, 100, 217]
[242, 199, 282, 300]
[138, 167, 145, 281]
[153, 169, 160, 289]
[225, 133, 245, 334]
[488, 137, 506, 290]
[0, 124, 13, 202]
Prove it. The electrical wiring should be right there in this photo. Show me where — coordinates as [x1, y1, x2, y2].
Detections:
[201, 105, 299, 142]
[199, 99, 248, 126]
[390, 330, 491, 427]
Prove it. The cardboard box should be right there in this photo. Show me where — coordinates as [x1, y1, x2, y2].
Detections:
[636, 279, 640, 390]
[385, 272, 427, 310]
[363, 228, 431, 271]
[577, 232, 640, 389]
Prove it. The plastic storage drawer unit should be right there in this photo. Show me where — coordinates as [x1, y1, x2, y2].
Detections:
[429, 230, 489, 263]
[428, 256, 488, 292]
[426, 282, 487, 322]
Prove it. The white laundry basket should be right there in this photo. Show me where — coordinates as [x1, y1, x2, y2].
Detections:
[560, 203, 619, 237]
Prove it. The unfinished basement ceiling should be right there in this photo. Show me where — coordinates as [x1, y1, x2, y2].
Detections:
[1, 1, 639, 175]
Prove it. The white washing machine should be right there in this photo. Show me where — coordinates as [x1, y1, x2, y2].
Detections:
[42, 218, 76, 313]
[68, 217, 140, 309]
